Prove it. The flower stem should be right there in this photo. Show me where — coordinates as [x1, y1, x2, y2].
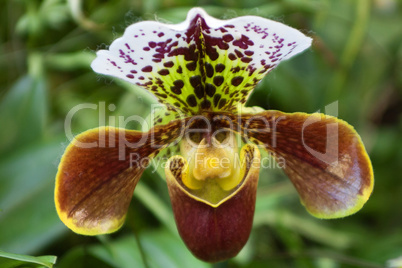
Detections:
[133, 227, 150, 268]
[328, 0, 370, 100]
[133, 182, 178, 236]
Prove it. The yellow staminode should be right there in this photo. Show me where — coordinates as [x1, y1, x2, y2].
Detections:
[179, 131, 242, 191]
[166, 143, 261, 207]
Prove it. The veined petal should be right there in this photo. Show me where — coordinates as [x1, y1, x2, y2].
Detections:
[165, 144, 260, 262]
[91, 8, 311, 114]
[55, 120, 185, 235]
[239, 111, 373, 218]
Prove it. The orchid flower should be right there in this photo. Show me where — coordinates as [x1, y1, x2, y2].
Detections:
[55, 8, 374, 262]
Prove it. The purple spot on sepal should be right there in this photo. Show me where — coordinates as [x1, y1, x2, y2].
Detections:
[228, 53, 237, 61]
[245, 50, 254, 56]
[235, 49, 244, 58]
[241, 57, 252, 63]
[223, 34, 234, 42]
[142, 66, 153, 72]
[158, 69, 169, 76]
[164, 61, 174, 68]
[232, 35, 254, 49]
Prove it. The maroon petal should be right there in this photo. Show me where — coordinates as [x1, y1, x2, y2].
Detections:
[165, 144, 260, 262]
[55, 120, 184, 235]
[240, 110, 374, 218]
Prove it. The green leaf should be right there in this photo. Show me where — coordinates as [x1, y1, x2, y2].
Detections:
[88, 230, 210, 268]
[253, 210, 353, 250]
[0, 138, 66, 254]
[56, 246, 113, 268]
[0, 250, 56, 268]
[0, 75, 47, 158]
[87, 236, 144, 268]
[140, 229, 209, 268]
[57, 229, 209, 268]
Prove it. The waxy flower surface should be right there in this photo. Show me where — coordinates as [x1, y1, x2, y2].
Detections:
[55, 8, 374, 262]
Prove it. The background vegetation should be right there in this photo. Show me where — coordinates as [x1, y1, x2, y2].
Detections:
[1, 0, 401, 267]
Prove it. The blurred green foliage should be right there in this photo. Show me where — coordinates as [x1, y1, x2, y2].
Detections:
[0, 0, 401, 267]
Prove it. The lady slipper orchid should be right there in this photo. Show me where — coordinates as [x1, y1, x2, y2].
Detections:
[55, 8, 374, 262]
